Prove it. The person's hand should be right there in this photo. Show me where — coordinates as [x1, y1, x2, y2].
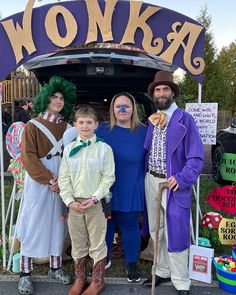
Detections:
[81, 199, 94, 210]
[68, 201, 85, 212]
[49, 177, 60, 193]
[167, 176, 179, 191]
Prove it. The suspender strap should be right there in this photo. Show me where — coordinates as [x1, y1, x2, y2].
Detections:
[30, 119, 63, 154]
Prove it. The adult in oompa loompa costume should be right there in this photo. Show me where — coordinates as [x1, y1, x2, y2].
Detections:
[17, 76, 77, 294]
[142, 71, 204, 295]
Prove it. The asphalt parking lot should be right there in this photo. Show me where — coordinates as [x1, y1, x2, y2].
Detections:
[0, 275, 234, 295]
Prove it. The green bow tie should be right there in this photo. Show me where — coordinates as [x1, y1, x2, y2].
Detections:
[69, 140, 91, 157]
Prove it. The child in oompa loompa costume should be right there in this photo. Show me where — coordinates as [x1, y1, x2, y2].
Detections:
[17, 76, 76, 295]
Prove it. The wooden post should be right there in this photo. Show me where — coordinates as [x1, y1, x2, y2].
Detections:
[11, 72, 15, 122]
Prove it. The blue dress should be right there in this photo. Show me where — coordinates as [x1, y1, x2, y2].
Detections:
[96, 122, 147, 212]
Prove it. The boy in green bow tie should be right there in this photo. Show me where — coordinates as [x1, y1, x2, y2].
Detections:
[58, 106, 115, 295]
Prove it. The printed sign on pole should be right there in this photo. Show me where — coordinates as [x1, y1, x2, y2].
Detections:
[189, 245, 214, 284]
[186, 103, 218, 145]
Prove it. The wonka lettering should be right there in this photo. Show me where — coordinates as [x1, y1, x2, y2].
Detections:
[0, 0, 205, 81]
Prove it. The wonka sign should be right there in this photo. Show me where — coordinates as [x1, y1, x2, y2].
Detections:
[206, 186, 236, 214]
[0, 0, 205, 81]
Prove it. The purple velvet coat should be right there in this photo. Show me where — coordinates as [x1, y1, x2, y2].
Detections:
[144, 108, 204, 252]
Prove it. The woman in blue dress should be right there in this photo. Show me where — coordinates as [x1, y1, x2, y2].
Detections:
[96, 92, 147, 283]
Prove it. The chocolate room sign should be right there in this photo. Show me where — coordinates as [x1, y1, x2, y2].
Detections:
[206, 186, 236, 214]
[0, 0, 205, 81]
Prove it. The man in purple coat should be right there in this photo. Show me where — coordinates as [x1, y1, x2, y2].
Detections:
[142, 71, 204, 295]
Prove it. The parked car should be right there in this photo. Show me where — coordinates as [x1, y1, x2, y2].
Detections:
[211, 117, 236, 184]
[24, 43, 177, 122]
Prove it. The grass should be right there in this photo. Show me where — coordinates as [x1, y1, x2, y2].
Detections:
[0, 174, 233, 276]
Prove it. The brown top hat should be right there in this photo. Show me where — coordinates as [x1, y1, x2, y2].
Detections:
[147, 71, 179, 99]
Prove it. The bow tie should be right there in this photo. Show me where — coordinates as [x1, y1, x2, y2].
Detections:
[149, 112, 167, 128]
[69, 140, 91, 157]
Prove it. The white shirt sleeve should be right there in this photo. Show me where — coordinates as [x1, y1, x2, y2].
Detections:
[62, 126, 78, 147]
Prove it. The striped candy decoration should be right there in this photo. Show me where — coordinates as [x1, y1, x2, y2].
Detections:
[6, 122, 25, 159]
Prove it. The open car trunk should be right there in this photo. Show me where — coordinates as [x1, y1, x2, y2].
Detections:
[24, 44, 177, 122]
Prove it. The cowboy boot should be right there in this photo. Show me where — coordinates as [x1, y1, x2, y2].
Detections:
[68, 256, 87, 295]
[81, 258, 105, 295]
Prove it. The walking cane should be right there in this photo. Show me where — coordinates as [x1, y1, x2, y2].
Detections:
[151, 182, 168, 295]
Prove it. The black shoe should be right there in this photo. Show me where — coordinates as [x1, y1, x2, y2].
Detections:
[126, 263, 140, 282]
[178, 291, 190, 295]
[142, 275, 171, 288]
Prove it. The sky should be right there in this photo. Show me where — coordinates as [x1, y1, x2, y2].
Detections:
[0, 0, 235, 52]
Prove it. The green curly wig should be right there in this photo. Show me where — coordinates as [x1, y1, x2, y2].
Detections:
[33, 76, 77, 120]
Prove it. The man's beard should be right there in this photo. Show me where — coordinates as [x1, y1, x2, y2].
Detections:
[154, 95, 173, 110]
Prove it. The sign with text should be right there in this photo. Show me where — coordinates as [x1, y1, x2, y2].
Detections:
[220, 153, 236, 182]
[0, 0, 205, 81]
[189, 245, 214, 284]
[218, 218, 236, 245]
[186, 103, 218, 145]
[206, 185, 236, 214]
[192, 255, 208, 274]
